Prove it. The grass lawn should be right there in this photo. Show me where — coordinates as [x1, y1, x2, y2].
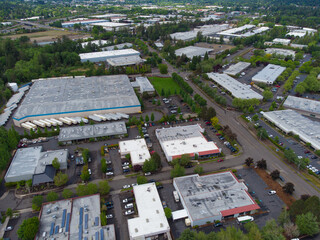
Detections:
[149, 76, 182, 95]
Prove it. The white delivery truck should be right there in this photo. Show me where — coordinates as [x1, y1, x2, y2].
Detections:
[237, 216, 254, 224]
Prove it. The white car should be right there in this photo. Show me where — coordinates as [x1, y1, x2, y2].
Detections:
[124, 209, 134, 215]
[298, 156, 303, 159]
[88, 169, 92, 175]
[106, 160, 111, 164]
[144, 172, 151, 176]
[122, 162, 130, 167]
[268, 190, 276, 195]
[106, 214, 113, 219]
[5, 226, 13, 231]
[125, 203, 134, 209]
[131, 183, 137, 187]
[123, 185, 131, 189]
[106, 172, 114, 176]
[123, 166, 130, 170]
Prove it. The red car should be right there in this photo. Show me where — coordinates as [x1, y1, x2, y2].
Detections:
[218, 159, 224, 162]
[216, 133, 221, 136]
[275, 85, 281, 88]
[304, 150, 310, 154]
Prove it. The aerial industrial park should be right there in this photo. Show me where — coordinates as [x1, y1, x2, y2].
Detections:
[0, 0, 320, 239]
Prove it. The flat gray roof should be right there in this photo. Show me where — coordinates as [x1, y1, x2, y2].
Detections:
[136, 77, 155, 93]
[79, 49, 139, 61]
[58, 121, 127, 142]
[13, 75, 140, 122]
[38, 194, 116, 240]
[102, 42, 133, 51]
[106, 55, 143, 67]
[175, 46, 213, 59]
[265, 48, 295, 59]
[5, 146, 68, 182]
[207, 73, 263, 100]
[284, 96, 320, 115]
[252, 64, 286, 84]
[174, 172, 259, 220]
[224, 62, 251, 76]
[263, 110, 320, 150]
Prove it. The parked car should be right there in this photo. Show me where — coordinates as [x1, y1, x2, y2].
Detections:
[123, 169, 130, 173]
[106, 214, 113, 219]
[304, 150, 311, 154]
[214, 222, 223, 227]
[218, 159, 224, 162]
[106, 172, 114, 176]
[5, 226, 13, 231]
[268, 190, 276, 195]
[88, 169, 92, 175]
[157, 185, 164, 190]
[123, 166, 130, 170]
[125, 203, 134, 209]
[131, 183, 138, 187]
[106, 205, 114, 210]
[123, 185, 131, 189]
[162, 201, 167, 208]
[123, 197, 134, 203]
[107, 167, 113, 171]
[144, 172, 151, 176]
[106, 160, 111, 164]
[122, 162, 130, 167]
[124, 209, 134, 215]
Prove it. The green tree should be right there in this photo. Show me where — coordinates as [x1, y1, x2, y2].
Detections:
[101, 158, 107, 173]
[245, 222, 263, 240]
[54, 172, 68, 187]
[158, 64, 168, 74]
[151, 112, 155, 121]
[87, 183, 98, 195]
[245, 157, 254, 166]
[258, 128, 268, 140]
[62, 189, 73, 199]
[180, 154, 191, 166]
[164, 207, 172, 219]
[76, 184, 89, 196]
[18, 217, 40, 240]
[283, 182, 295, 195]
[6, 208, 13, 218]
[261, 219, 285, 240]
[46, 192, 58, 202]
[257, 159, 267, 169]
[263, 90, 273, 101]
[52, 157, 60, 170]
[101, 211, 107, 226]
[101, 146, 105, 156]
[98, 181, 110, 195]
[211, 116, 219, 126]
[32, 195, 43, 211]
[171, 164, 185, 178]
[82, 149, 90, 164]
[252, 114, 259, 122]
[296, 212, 320, 236]
[194, 165, 203, 175]
[137, 175, 148, 185]
[145, 114, 149, 122]
[81, 165, 90, 182]
[270, 170, 280, 180]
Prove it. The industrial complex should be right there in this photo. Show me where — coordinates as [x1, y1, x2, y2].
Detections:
[223, 62, 251, 76]
[252, 64, 286, 84]
[119, 139, 151, 166]
[131, 77, 155, 94]
[207, 73, 263, 100]
[4, 146, 68, 185]
[175, 46, 213, 59]
[13, 75, 141, 127]
[37, 194, 116, 240]
[173, 171, 260, 226]
[265, 48, 295, 59]
[262, 110, 320, 150]
[128, 183, 170, 240]
[79, 49, 140, 63]
[283, 96, 320, 119]
[155, 124, 220, 161]
[217, 24, 269, 38]
[58, 121, 127, 142]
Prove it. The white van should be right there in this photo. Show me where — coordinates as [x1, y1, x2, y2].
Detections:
[125, 203, 134, 209]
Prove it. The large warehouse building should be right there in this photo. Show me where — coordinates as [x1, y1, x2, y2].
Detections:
[13, 75, 141, 127]
[262, 110, 320, 150]
[173, 171, 260, 226]
[175, 46, 213, 59]
[37, 194, 116, 240]
[252, 64, 286, 85]
[283, 96, 320, 119]
[79, 49, 140, 63]
[5, 146, 68, 184]
[155, 124, 220, 161]
[128, 183, 170, 240]
[207, 73, 263, 100]
[119, 139, 151, 166]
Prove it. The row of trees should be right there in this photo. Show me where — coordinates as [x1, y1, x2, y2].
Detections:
[0, 126, 20, 170]
[172, 73, 193, 94]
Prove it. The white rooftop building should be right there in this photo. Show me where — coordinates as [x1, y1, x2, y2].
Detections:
[128, 183, 170, 240]
[156, 124, 220, 161]
[175, 46, 213, 59]
[283, 96, 320, 119]
[287, 27, 317, 38]
[119, 139, 151, 166]
[223, 62, 251, 76]
[131, 77, 155, 93]
[106, 55, 144, 67]
[79, 49, 140, 63]
[272, 38, 291, 45]
[81, 40, 110, 48]
[265, 48, 295, 59]
[207, 73, 263, 100]
[91, 22, 131, 31]
[252, 64, 286, 84]
[262, 110, 320, 150]
[217, 25, 269, 38]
